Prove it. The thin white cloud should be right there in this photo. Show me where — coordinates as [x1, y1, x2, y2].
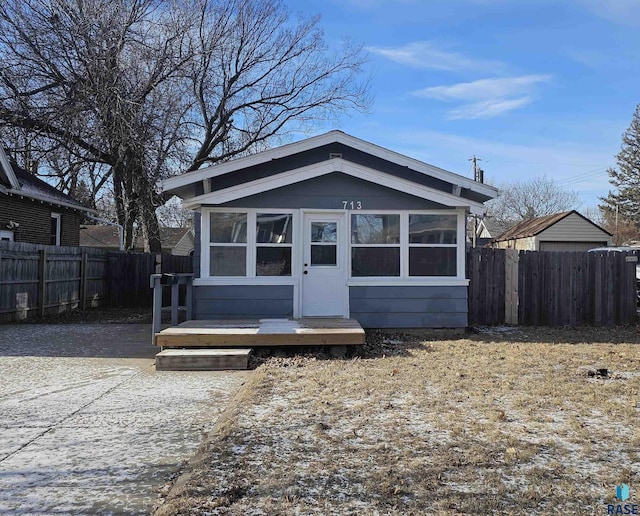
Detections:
[366, 41, 506, 73]
[412, 74, 550, 119]
[413, 75, 551, 101]
[447, 97, 533, 120]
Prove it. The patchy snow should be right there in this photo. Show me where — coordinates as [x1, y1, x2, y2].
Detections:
[0, 324, 249, 515]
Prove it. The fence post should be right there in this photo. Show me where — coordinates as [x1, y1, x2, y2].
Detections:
[80, 250, 88, 311]
[504, 249, 519, 324]
[38, 249, 47, 317]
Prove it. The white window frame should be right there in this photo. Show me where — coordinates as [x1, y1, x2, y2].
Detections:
[347, 209, 468, 286]
[50, 213, 61, 246]
[0, 230, 14, 242]
[350, 211, 402, 279]
[407, 212, 459, 278]
[199, 207, 297, 285]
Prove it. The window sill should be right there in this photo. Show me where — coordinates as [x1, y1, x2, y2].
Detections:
[193, 277, 298, 287]
[348, 278, 469, 287]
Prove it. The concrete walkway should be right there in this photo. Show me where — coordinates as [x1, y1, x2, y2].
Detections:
[0, 324, 249, 515]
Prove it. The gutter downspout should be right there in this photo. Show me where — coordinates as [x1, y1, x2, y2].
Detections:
[85, 215, 125, 251]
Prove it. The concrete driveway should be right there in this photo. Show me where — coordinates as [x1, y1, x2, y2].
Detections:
[0, 324, 249, 515]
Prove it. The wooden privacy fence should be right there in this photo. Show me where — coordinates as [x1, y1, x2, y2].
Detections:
[0, 241, 192, 322]
[468, 248, 638, 326]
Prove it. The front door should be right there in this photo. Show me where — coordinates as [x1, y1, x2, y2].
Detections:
[301, 213, 347, 317]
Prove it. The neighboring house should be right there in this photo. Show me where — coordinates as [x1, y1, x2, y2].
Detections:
[162, 130, 498, 328]
[80, 225, 194, 255]
[0, 147, 91, 246]
[475, 217, 510, 248]
[490, 210, 612, 251]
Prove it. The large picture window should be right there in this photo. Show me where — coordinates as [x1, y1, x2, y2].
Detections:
[209, 212, 247, 276]
[256, 213, 292, 276]
[351, 214, 400, 277]
[206, 210, 294, 278]
[409, 214, 457, 276]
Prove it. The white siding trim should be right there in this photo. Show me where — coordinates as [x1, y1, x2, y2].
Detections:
[0, 147, 19, 190]
[163, 131, 497, 198]
[185, 159, 487, 215]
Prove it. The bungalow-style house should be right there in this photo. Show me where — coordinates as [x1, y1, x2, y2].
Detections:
[490, 210, 612, 251]
[80, 225, 194, 255]
[162, 131, 498, 328]
[0, 147, 90, 245]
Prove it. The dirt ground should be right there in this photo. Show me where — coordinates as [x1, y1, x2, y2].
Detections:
[156, 326, 640, 515]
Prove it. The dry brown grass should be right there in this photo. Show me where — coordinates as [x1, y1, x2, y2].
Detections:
[155, 326, 640, 515]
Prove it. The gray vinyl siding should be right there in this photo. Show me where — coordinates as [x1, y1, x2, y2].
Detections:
[535, 213, 612, 248]
[349, 285, 468, 328]
[193, 285, 293, 319]
[221, 173, 445, 210]
[210, 142, 482, 198]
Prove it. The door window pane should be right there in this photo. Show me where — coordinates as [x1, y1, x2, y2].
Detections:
[210, 246, 246, 276]
[256, 247, 292, 276]
[409, 247, 457, 276]
[351, 214, 400, 244]
[409, 214, 457, 244]
[311, 222, 337, 243]
[311, 245, 337, 266]
[352, 247, 400, 276]
[210, 213, 247, 243]
[257, 213, 293, 243]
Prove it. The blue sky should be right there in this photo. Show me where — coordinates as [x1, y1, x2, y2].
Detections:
[289, 0, 640, 210]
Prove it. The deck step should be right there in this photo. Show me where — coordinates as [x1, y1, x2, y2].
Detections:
[155, 318, 365, 348]
[155, 348, 252, 371]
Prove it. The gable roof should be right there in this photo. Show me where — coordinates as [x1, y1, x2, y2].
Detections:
[476, 217, 510, 238]
[493, 210, 612, 242]
[80, 225, 192, 249]
[0, 147, 92, 212]
[163, 131, 498, 213]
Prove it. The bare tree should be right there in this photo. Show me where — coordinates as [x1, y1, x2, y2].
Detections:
[486, 176, 580, 227]
[0, 0, 370, 250]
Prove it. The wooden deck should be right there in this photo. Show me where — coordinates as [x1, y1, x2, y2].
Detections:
[155, 318, 365, 348]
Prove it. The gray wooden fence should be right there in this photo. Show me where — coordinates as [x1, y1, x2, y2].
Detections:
[0, 241, 192, 322]
[468, 248, 638, 326]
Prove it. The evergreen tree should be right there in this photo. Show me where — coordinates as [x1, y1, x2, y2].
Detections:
[600, 104, 640, 231]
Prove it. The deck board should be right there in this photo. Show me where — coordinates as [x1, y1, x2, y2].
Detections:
[155, 318, 365, 347]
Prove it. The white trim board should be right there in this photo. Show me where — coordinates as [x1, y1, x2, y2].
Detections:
[0, 147, 19, 190]
[163, 130, 498, 199]
[184, 158, 488, 215]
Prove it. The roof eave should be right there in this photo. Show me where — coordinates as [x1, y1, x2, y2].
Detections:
[162, 131, 498, 200]
[7, 188, 97, 213]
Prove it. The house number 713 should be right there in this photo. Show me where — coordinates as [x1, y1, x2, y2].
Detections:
[342, 200, 362, 210]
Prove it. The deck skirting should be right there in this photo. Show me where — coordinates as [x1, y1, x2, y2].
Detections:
[155, 318, 365, 347]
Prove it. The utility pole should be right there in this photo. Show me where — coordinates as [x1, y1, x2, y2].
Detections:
[469, 156, 483, 248]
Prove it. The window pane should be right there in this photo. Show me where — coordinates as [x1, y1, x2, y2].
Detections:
[210, 246, 246, 276]
[351, 214, 400, 244]
[311, 222, 337, 243]
[409, 214, 457, 244]
[352, 247, 400, 276]
[311, 245, 337, 265]
[256, 213, 293, 243]
[210, 213, 247, 243]
[50, 216, 59, 245]
[256, 247, 292, 276]
[409, 247, 457, 276]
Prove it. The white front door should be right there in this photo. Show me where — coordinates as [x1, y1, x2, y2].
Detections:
[301, 212, 347, 317]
